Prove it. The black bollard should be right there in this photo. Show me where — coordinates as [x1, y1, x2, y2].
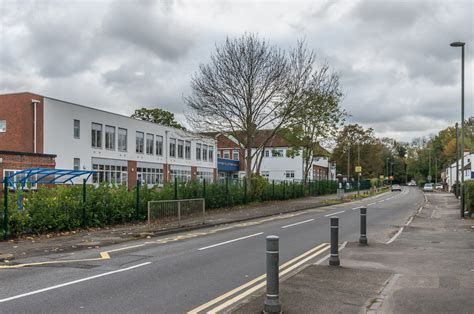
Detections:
[329, 217, 340, 266]
[264, 235, 281, 313]
[359, 207, 368, 246]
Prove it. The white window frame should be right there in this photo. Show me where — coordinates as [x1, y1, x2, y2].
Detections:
[223, 150, 230, 159]
[156, 135, 163, 156]
[185, 141, 191, 159]
[91, 123, 103, 148]
[196, 143, 202, 161]
[73, 119, 80, 139]
[105, 125, 116, 150]
[0, 120, 6, 133]
[136, 131, 144, 154]
[285, 170, 295, 178]
[169, 138, 176, 158]
[202, 144, 208, 161]
[73, 158, 80, 170]
[209, 145, 214, 162]
[146, 133, 154, 155]
[232, 150, 239, 161]
[178, 140, 184, 158]
[118, 128, 127, 152]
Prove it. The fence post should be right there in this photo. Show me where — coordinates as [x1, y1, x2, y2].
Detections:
[135, 179, 140, 220]
[202, 198, 206, 224]
[225, 177, 229, 206]
[329, 216, 340, 266]
[174, 177, 178, 200]
[3, 178, 9, 241]
[264, 235, 281, 313]
[177, 200, 181, 227]
[359, 207, 368, 246]
[82, 178, 87, 228]
[272, 180, 275, 199]
[203, 178, 206, 200]
[244, 179, 247, 204]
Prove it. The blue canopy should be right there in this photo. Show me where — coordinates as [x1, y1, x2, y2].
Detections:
[4, 168, 96, 190]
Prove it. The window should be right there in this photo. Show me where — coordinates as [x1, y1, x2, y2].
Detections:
[197, 168, 214, 183]
[118, 128, 127, 152]
[209, 145, 214, 162]
[0, 120, 6, 132]
[4, 169, 37, 189]
[265, 150, 270, 157]
[196, 143, 202, 160]
[156, 135, 163, 156]
[272, 149, 284, 157]
[178, 140, 184, 158]
[92, 158, 128, 185]
[73, 158, 80, 171]
[261, 171, 269, 179]
[202, 145, 208, 161]
[223, 150, 230, 159]
[73, 120, 80, 138]
[136, 131, 144, 153]
[91, 123, 102, 148]
[285, 170, 295, 178]
[105, 126, 116, 150]
[137, 166, 164, 185]
[170, 167, 192, 182]
[185, 141, 191, 159]
[169, 138, 176, 157]
[233, 150, 239, 161]
[146, 134, 154, 155]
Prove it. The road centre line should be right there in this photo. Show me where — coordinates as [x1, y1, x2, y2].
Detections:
[187, 243, 329, 314]
[198, 244, 330, 314]
[0, 262, 151, 303]
[281, 219, 315, 229]
[197, 232, 264, 251]
[324, 210, 345, 217]
[367, 202, 377, 206]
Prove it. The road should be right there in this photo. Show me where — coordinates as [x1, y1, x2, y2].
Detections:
[0, 187, 424, 313]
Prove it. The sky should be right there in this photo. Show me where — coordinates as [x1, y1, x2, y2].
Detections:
[1, 0, 473, 142]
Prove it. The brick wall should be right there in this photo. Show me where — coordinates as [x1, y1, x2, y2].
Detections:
[0, 151, 56, 189]
[0, 92, 44, 153]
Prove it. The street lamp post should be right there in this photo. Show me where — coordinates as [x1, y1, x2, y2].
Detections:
[450, 41, 465, 217]
[385, 157, 389, 186]
[456, 122, 459, 198]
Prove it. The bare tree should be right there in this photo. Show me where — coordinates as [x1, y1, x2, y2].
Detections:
[285, 58, 346, 185]
[186, 34, 310, 188]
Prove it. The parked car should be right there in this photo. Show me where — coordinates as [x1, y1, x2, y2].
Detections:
[435, 183, 443, 190]
[407, 181, 417, 186]
[391, 184, 402, 192]
[423, 183, 434, 192]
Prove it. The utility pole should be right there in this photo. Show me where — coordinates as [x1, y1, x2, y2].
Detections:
[435, 158, 437, 185]
[429, 149, 431, 183]
[357, 144, 360, 195]
[385, 157, 389, 186]
[347, 145, 350, 188]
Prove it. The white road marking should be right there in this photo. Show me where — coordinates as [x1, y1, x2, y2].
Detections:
[378, 200, 385, 203]
[0, 262, 151, 303]
[324, 210, 345, 217]
[197, 232, 264, 251]
[281, 219, 315, 229]
[315, 241, 348, 265]
[386, 226, 404, 244]
[405, 216, 414, 226]
[367, 202, 376, 206]
[352, 206, 361, 211]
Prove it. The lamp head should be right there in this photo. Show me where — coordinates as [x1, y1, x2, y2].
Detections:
[450, 41, 465, 47]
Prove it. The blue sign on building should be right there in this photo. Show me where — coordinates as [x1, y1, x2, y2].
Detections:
[217, 158, 240, 172]
[471, 171, 474, 179]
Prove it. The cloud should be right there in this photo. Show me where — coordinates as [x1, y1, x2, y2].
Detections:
[102, 0, 196, 61]
[0, 0, 472, 142]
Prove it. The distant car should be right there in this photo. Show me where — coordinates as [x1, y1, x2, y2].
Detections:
[423, 183, 434, 192]
[435, 184, 443, 190]
[391, 184, 402, 192]
[407, 181, 417, 186]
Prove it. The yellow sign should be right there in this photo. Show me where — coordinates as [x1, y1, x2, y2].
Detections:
[379, 175, 384, 180]
[355, 166, 362, 173]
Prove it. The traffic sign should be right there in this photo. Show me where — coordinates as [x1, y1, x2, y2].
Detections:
[355, 166, 362, 173]
[427, 175, 432, 181]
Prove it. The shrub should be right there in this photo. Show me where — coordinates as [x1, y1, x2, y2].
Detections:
[464, 181, 474, 216]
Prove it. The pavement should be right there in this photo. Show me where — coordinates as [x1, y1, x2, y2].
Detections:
[0, 186, 416, 313]
[0, 188, 376, 262]
[233, 191, 474, 314]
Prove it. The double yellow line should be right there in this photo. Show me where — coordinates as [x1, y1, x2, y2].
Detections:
[188, 242, 330, 314]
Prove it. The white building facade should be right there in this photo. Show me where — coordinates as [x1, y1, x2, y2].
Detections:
[0, 92, 217, 188]
[444, 152, 473, 191]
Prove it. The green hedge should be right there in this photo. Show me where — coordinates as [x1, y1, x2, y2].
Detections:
[464, 181, 474, 216]
[0, 178, 340, 237]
